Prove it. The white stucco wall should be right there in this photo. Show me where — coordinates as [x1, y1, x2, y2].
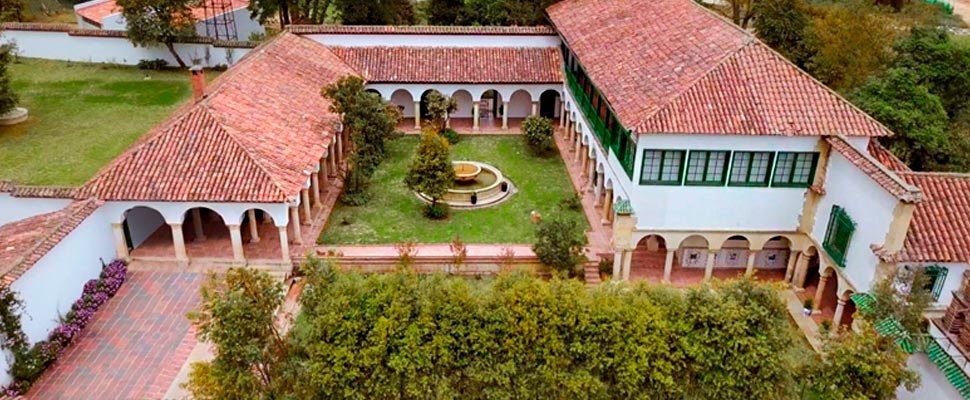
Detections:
[627, 134, 821, 232]
[0, 29, 251, 67]
[306, 33, 560, 48]
[193, 8, 266, 41]
[101, 14, 126, 30]
[124, 206, 165, 247]
[898, 262, 970, 308]
[372, 83, 560, 119]
[0, 194, 72, 226]
[100, 200, 292, 227]
[1, 205, 117, 384]
[811, 152, 899, 293]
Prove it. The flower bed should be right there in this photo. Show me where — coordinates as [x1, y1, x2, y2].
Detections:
[3, 259, 127, 396]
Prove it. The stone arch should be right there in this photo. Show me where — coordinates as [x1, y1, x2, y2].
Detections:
[451, 89, 474, 119]
[480, 89, 504, 119]
[238, 208, 282, 260]
[508, 89, 533, 119]
[605, 178, 614, 190]
[120, 206, 166, 253]
[631, 234, 668, 279]
[539, 89, 561, 119]
[836, 287, 858, 331]
[721, 234, 750, 250]
[596, 161, 605, 174]
[419, 89, 438, 120]
[181, 207, 232, 258]
[390, 89, 415, 117]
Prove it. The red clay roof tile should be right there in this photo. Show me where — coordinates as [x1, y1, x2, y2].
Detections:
[80, 32, 354, 203]
[547, 0, 893, 137]
[867, 140, 911, 172]
[288, 25, 556, 36]
[898, 172, 970, 263]
[825, 136, 922, 203]
[331, 47, 562, 84]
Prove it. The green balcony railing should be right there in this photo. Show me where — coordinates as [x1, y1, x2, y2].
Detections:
[565, 68, 635, 179]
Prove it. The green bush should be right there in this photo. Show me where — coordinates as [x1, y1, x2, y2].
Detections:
[532, 216, 587, 276]
[522, 115, 555, 154]
[422, 203, 450, 219]
[440, 128, 460, 144]
[0, 45, 19, 115]
[558, 194, 583, 211]
[598, 256, 613, 277]
[136, 58, 168, 70]
[340, 168, 371, 206]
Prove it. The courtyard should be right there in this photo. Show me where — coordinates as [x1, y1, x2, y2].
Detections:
[0, 58, 208, 186]
[318, 135, 587, 244]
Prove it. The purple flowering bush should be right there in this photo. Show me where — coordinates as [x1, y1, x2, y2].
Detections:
[4, 259, 127, 396]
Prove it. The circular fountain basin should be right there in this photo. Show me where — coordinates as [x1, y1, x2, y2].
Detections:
[416, 161, 514, 209]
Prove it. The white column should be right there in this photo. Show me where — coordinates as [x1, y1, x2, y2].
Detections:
[228, 224, 245, 263]
[301, 189, 312, 223]
[663, 249, 675, 284]
[602, 189, 614, 224]
[621, 250, 632, 281]
[502, 101, 509, 130]
[574, 136, 582, 161]
[247, 209, 260, 243]
[414, 101, 421, 130]
[473, 102, 481, 131]
[531, 101, 539, 117]
[290, 206, 303, 245]
[704, 249, 717, 281]
[745, 250, 758, 276]
[613, 250, 623, 279]
[336, 133, 344, 165]
[112, 223, 129, 260]
[191, 208, 205, 242]
[794, 254, 812, 288]
[328, 147, 337, 177]
[813, 273, 830, 314]
[278, 226, 291, 264]
[559, 101, 566, 128]
[170, 223, 188, 263]
[311, 171, 322, 208]
[832, 297, 848, 333]
[594, 174, 605, 206]
[320, 156, 329, 182]
[785, 251, 801, 283]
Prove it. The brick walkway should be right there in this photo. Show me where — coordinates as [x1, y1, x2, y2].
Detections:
[28, 271, 203, 400]
[553, 127, 613, 260]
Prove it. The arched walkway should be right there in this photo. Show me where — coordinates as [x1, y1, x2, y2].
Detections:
[710, 235, 750, 280]
[390, 89, 415, 118]
[451, 89, 474, 118]
[630, 234, 667, 282]
[239, 209, 283, 261]
[539, 89, 561, 119]
[670, 235, 711, 284]
[507, 89, 533, 120]
[480, 89, 504, 129]
[181, 207, 232, 259]
[121, 206, 167, 258]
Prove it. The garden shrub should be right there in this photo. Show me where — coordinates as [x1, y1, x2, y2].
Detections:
[522, 115, 555, 154]
[136, 58, 168, 71]
[598, 256, 613, 277]
[422, 203, 450, 220]
[558, 194, 583, 211]
[340, 167, 371, 206]
[532, 216, 587, 276]
[4, 260, 128, 396]
[0, 45, 19, 115]
[440, 128, 460, 144]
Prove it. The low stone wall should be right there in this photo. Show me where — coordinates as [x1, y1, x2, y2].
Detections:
[0, 23, 255, 67]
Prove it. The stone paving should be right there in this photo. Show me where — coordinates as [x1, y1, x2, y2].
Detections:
[553, 127, 613, 261]
[28, 271, 203, 400]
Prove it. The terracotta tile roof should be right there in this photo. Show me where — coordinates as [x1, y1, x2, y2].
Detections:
[80, 32, 355, 203]
[547, 0, 893, 138]
[74, 0, 249, 27]
[0, 180, 11, 192]
[8, 185, 77, 198]
[897, 172, 970, 263]
[288, 24, 556, 36]
[0, 199, 100, 287]
[867, 140, 911, 172]
[825, 136, 922, 203]
[331, 47, 562, 84]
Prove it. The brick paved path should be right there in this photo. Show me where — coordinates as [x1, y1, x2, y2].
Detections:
[28, 271, 203, 400]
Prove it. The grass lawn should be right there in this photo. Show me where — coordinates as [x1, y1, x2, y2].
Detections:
[318, 136, 588, 244]
[0, 58, 204, 186]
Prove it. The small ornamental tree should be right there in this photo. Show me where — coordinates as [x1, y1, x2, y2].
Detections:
[0, 45, 19, 115]
[865, 267, 934, 337]
[532, 216, 586, 276]
[522, 115, 555, 154]
[404, 131, 455, 218]
[805, 327, 919, 399]
[118, 0, 197, 68]
[423, 90, 457, 133]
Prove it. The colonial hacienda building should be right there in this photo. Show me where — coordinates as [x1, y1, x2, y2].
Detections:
[5, 0, 970, 388]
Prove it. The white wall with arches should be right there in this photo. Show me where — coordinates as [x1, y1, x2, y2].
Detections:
[101, 201, 292, 228]
[305, 33, 560, 48]
[367, 83, 561, 118]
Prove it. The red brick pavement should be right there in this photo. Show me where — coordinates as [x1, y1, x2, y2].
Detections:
[28, 271, 203, 400]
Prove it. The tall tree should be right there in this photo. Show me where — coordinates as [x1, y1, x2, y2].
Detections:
[805, 0, 896, 91]
[893, 27, 970, 118]
[404, 131, 455, 215]
[423, 90, 457, 132]
[423, 0, 466, 25]
[853, 68, 951, 170]
[332, 0, 415, 25]
[117, 0, 196, 68]
[752, 0, 811, 65]
[0, 45, 19, 115]
[185, 268, 293, 399]
[805, 327, 919, 400]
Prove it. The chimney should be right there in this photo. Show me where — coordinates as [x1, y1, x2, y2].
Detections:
[189, 65, 205, 102]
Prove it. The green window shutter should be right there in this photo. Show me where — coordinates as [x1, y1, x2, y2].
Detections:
[772, 152, 819, 187]
[823, 205, 856, 267]
[640, 149, 685, 185]
[924, 265, 948, 301]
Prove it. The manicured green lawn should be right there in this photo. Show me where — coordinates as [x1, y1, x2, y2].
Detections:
[0, 58, 202, 186]
[319, 136, 588, 244]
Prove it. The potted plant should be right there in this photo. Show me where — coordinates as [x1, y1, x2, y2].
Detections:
[802, 297, 814, 316]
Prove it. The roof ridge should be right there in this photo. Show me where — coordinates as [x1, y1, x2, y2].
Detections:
[828, 134, 922, 197]
[897, 171, 970, 178]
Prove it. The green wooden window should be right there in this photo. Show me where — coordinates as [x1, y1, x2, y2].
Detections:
[924, 265, 948, 301]
[685, 151, 730, 186]
[823, 205, 856, 267]
[640, 149, 685, 185]
[729, 151, 774, 186]
[773, 152, 819, 187]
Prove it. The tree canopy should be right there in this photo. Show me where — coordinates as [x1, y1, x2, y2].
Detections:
[0, 45, 19, 115]
[404, 131, 454, 211]
[117, 0, 196, 67]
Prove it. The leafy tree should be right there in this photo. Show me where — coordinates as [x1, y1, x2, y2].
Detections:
[463, 0, 508, 25]
[892, 27, 970, 117]
[332, 0, 415, 25]
[804, 327, 919, 400]
[248, 0, 332, 27]
[532, 216, 586, 276]
[752, 0, 811, 64]
[117, 0, 196, 68]
[864, 267, 934, 336]
[522, 115, 555, 154]
[405, 131, 455, 216]
[423, 0, 466, 25]
[852, 68, 951, 170]
[805, 0, 896, 91]
[0, 45, 19, 115]
[0, 0, 25, 22]
[703, 0, 757, 28]
[423, 90, 457, 133]
[185, 268, 292, 399]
